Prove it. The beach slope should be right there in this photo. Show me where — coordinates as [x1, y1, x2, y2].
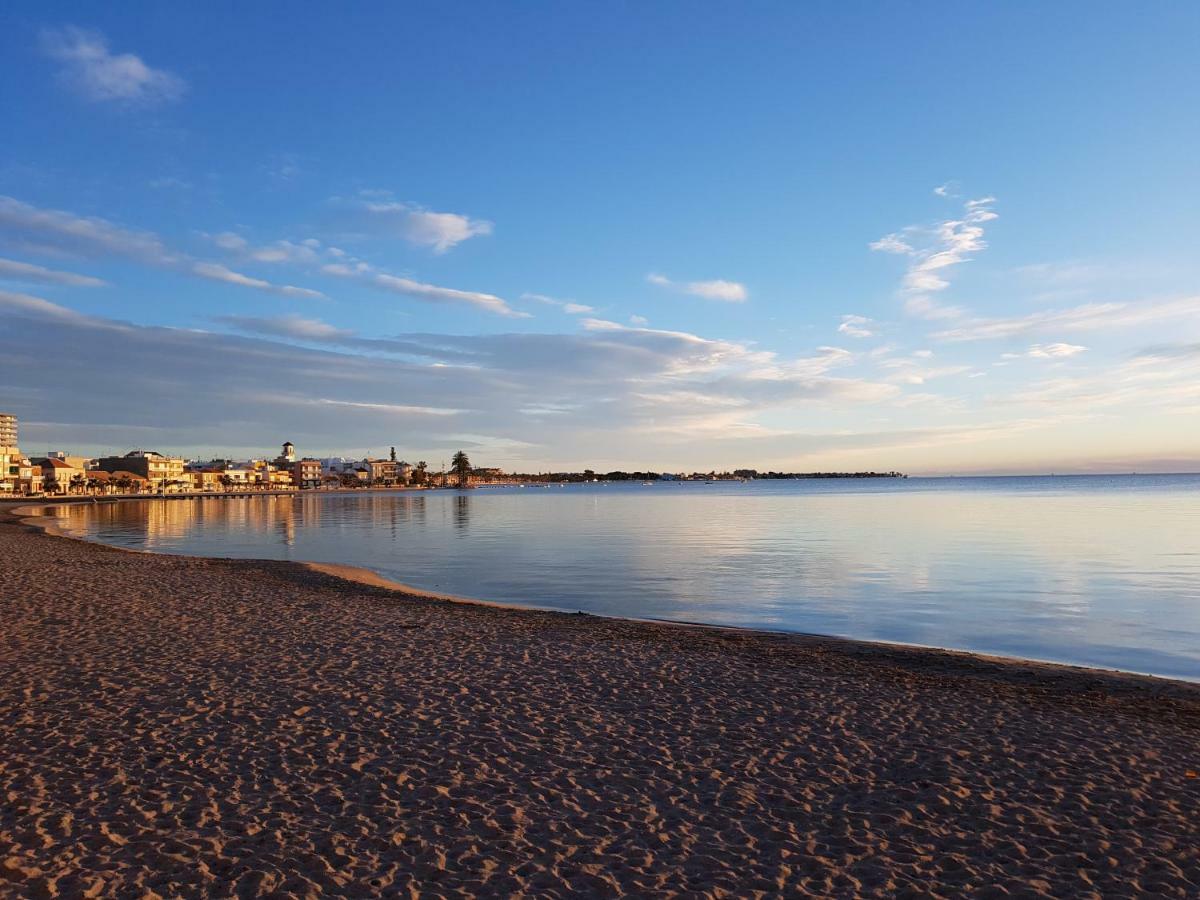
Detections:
[1, 510, 1198, 897]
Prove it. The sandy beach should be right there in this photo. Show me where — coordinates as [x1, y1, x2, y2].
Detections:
[1, 505, 1198, 897]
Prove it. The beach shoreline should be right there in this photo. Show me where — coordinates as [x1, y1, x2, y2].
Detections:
[2, 501, 1199, 896]
[12, 496, 1200, 692]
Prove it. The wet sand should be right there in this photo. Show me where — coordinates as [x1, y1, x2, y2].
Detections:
[1, 505, 1199, 897]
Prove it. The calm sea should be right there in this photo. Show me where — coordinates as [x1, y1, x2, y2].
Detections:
[44, 475, 1200, 680]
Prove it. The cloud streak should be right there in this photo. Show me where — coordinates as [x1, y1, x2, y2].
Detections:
[522, 293, 595, 315]
[647, 273, 748, 303]
[0, 195, 173, 263]
[192, 263, 326, 299]
[0, 257, 106, 287]
[933, 296, 1200, 341]
[322, 262, 527, 318]
[209, 232, 322, 265]
[0, 196, 327, 300]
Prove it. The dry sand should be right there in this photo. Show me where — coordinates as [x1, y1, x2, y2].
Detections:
[1, 505, 1198, 897]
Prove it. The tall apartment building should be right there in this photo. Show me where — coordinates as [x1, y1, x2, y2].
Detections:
[0, 412, 17, 450]
[0, 413, 42, 495]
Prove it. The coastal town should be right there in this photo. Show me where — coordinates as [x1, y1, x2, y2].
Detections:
[1, 412, 903, 497]
[0, 411, 477, 496]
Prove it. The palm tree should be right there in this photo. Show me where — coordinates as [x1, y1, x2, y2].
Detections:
[116, 475, 133, 494]
[43, 477, 59, 496]
[414, 461, 428, 486]
[451, 451, 471, 488]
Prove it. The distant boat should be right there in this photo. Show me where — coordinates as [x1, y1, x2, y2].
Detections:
[641, 481, 654, 486]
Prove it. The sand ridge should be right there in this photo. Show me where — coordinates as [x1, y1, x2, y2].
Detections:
[1, 508, 1199, 897]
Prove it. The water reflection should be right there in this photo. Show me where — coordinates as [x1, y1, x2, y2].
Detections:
[453, 494, 470, 532]
[46, 476, 1200, 680]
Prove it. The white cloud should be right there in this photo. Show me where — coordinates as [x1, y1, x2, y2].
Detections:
[323, 262, 527, 318]
[192, 262, 326, 299]
[402, 209, 493, 253]
[933, 296, 1200, 341]
[868, 234, 912, 254]
[521, 293, 595, 315]
[41, 27, 185, 105]
[837, 314, 874, 338]
[872, 195, 997, 320]
[210, 231, 320, 264]
[0, 257, 106, 288]
[355, 198, 493, 253]
[630, 315, 648, 326]
[647, 272, 748, 303]
[1027, 343, 1087, 359]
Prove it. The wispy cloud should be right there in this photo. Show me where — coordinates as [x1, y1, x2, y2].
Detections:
[0, 196, 326, 299]
[1136, 343, 1200, 360]
[878, 356, 974, 385]
[41, 27, 185, 105]
[343, 194, 493, 253]
[1027, 343, 1087, 359]
[322, 262, 528, 318]
[0, 195, 173, 263]
[521, 293, 595, 315]
[208, 232, 322, 265]
[192, 263, 326, 299]
[647, 272, 748, 303]
[872, 194, 997, 320]
[215, 314, 352, 341]
[933, 296, 1200, 341]
[0, 256, 106, 287]
[837, 314, 874, 338]
[0, 289, 103, 325]
[868, 234, 912, 254]
[1004, 352, 1200, 413]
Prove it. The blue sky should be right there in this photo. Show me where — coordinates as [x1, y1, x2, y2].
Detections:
[1, 3, 1198, 473]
